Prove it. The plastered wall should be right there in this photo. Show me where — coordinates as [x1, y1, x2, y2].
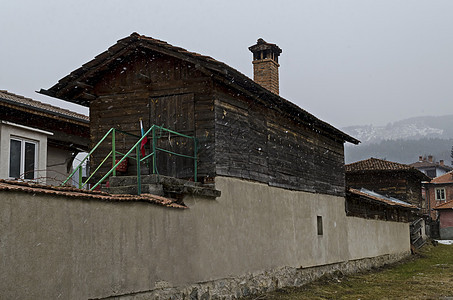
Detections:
[0, 176, 410, 299]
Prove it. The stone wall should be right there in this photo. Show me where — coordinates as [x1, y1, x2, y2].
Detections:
[0, 176, 411, 299]
[109, 252, 408, 300]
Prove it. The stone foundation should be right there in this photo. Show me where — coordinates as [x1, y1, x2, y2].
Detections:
[100, 251, 410, 300]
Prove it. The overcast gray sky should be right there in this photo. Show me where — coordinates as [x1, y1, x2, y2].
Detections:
[1, 0, 452, 128]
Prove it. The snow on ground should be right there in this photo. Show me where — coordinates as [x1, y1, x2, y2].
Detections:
[436, 240, 453, 245]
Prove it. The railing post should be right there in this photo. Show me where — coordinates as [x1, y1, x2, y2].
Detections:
[78, 165, 82, 189]
[112, 129, 116, 177]
[152, 125, 156, 174]
[136, 145, 141, 195]
[61, 128, 114, 187]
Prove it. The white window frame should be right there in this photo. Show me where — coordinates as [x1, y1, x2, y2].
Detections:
[8, 136, 38, 181]
[435, 188, 446, 201]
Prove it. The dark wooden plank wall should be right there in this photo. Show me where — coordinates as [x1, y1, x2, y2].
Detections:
[346, 172, 422, 206]
[346, 196, 410, 222]
[89, 50, 216, 182]
[213, 84, 346, 196]
[406, 176, 423, 207]
[88, 48, 346, 193]
[150, 93, 195, 179]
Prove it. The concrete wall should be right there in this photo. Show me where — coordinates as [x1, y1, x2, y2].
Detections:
[347, 217, 410, 260]
[0, 176, 410, 299]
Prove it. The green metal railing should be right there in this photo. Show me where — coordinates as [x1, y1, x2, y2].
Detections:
[62, 125, 198, 194]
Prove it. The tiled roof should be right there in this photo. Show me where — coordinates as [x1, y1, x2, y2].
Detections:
[410, 161, 453, 171]
[0, 90, 89, 124]
[39, 33, 359, 145]
[431, 171, 453, 184]
[0, 179, 186, 209]
[434, 199, 453, 210]
[345, 157, 413, 172]
[348, 187, 417, 209]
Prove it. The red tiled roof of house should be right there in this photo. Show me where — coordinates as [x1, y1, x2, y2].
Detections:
[346, 158, 430, 181]
[434, 199, 453, 210]
[431, 171, 453, 184]
[348, 187, 417, 209]
[345, 157, 413, 172]
[0, 90, 89, 124]
[39, 32, 359, 145]
[0, 179, 186, 209]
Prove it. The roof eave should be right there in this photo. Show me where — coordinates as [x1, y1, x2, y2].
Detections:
[40, 32, 360, 144]
[0, 96, 89, 125]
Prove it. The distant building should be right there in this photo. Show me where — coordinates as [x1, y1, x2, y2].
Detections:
[410, 155, 453, 179]
[345, 157, 430, 208]
[0, 90, 89, 185]
[425, 171, 453, 220]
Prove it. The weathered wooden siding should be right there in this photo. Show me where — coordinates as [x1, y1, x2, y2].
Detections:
[87, 49, 346, 194]
[405, 176, 423, 207]
[89, 50, 215, 181]
[345, 194, 410, 222]
[346, 172, 422, 206]
[213, 83, 346, 196]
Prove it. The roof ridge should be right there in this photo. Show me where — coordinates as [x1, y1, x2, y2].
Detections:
[40, 32, 360, 144]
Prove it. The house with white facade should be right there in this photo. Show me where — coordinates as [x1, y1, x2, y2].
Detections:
[0, 90, 89, 185]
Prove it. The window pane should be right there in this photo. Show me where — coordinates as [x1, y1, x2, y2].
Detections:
[9, 140, 21, 178]
[317, 216, 323, 236]
[24, 142, 36, 180]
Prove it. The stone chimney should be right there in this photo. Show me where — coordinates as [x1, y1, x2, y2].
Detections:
[419, 155, 423, 162]
[440, 160, 444, 166]
[428, 155, 433, 163]
[249, 38, 282, 95]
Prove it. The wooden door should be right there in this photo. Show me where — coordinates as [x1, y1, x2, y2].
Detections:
[149, 93, 195, 179]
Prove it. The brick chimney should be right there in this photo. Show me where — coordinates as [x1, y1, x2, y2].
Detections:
[249, 38, 282, 95]
[428, 155, 433, 163]
[440, 160, 444, 166]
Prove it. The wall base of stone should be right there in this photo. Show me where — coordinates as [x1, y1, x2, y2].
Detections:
[101, 251, 410, 300]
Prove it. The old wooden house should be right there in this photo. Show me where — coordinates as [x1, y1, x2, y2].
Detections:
[346, 187, 416, 222]
[2, 34, 423, 300]
[345, 157, 430, 207]
[40, 33, 359, 196]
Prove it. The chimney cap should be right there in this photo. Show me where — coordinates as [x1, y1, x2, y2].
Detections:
[249, 38, 282, 55]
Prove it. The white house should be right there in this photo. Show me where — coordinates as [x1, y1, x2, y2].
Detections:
[0, 90, 89, 185]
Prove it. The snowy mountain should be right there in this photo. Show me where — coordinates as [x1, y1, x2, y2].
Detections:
[342, 115, 453, 165]
[342, 115, 453, 144]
